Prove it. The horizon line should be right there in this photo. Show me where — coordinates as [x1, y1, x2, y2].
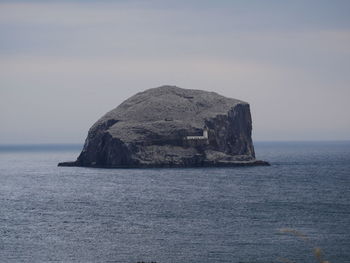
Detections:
[1, 139, 350, 146]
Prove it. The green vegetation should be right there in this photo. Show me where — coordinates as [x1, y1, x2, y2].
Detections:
[278, 228, 330, 263]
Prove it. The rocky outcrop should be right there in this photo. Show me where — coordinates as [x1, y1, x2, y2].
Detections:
[58, 86, 269, 168]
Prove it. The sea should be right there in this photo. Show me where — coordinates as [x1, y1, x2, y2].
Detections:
[0, 142, 349, 263]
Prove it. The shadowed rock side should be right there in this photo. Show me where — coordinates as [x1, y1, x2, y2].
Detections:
[59, 86, 269, 168]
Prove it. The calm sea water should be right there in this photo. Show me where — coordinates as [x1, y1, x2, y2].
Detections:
[0, 142, 349, 263]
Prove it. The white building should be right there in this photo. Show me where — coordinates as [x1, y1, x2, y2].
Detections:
[185, 127, 209, 140]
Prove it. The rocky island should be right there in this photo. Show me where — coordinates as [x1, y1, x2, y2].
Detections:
[59, 86, 269, 168]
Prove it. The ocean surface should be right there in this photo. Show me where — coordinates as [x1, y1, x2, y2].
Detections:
[0, 142, 349, 263]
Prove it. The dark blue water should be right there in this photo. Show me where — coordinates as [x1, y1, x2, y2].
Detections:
[0, 142, 349, 263]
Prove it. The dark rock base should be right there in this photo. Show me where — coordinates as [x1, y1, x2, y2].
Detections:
[58, 160, 270, 168]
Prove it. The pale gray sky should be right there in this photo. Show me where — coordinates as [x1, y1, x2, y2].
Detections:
[1, 0, 349, 143]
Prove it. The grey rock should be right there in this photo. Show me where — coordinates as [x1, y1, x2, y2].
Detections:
[58, 85, 269, 168]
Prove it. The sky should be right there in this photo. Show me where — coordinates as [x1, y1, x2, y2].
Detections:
[0, 0, 350, 144]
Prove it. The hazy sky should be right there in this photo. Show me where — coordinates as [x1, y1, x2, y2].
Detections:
[1, 0, 350, 143]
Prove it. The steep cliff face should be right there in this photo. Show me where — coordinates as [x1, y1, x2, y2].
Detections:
[59, 86, 268, 168]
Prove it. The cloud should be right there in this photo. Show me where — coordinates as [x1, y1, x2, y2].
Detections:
[0, 1, 350, 142]
[0, 2, 133, 26]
